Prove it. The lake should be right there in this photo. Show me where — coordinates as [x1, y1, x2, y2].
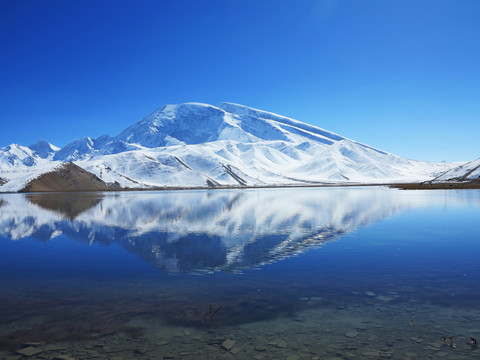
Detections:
[1, 187, 480, 359]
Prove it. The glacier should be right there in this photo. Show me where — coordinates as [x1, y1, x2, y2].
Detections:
[0, 102, 462, 192]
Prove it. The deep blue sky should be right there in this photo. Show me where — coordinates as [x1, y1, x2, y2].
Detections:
[1, 0, 479, 162]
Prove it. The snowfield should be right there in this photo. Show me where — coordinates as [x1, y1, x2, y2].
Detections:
[0, 102, 469, 192]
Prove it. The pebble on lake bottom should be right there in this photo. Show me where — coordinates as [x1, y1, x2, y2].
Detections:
[345, 330, 359, 338]
[221, 338, 236, 351]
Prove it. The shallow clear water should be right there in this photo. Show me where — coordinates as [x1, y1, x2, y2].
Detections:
[1, 187, 480, 359]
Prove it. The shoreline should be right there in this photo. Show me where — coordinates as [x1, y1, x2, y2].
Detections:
[390, 182, 480, 190]
[1, 181, 479, 194]
[1, 182, 394, 194]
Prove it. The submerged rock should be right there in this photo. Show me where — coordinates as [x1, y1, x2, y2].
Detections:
[345, 330, 359, 338]
[16, 346, 44, 357]
[221, 339, 236, 351]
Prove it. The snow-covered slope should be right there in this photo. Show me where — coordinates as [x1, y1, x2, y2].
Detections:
[433, 157, 480, 182]
[0, 141, 60, 192]
[28, 140, 60, 159]
[1, 102, 453, 191]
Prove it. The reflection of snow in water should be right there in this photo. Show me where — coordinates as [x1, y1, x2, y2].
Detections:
[1, 188, 480, 355]
[0, 187, 479, 273]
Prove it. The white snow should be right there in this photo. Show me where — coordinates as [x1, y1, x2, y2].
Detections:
[436, 157, 480, 181]
[0, 102, 470, 192]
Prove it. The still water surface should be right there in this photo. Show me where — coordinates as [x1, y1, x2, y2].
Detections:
[1, 187, 480, 359]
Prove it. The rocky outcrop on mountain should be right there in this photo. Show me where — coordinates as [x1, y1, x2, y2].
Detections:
[20, 162, 110, 192]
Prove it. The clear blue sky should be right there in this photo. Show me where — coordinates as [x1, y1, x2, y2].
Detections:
[1, 0, 479, 162]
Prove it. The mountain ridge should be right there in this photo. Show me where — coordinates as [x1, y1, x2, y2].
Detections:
[0, 102, 471, 192]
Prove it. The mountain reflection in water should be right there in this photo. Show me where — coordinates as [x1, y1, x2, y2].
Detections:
[0, 187, 470, 273]
[2, 187, 480, 353]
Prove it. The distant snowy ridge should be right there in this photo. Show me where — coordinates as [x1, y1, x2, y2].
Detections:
[0, 140, 58, 167]
[0, 102, 469, 192]
[0, 140, 60, 192]
[433, 157, 480, 182]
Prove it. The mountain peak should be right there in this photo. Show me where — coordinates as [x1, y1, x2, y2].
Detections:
[115, 102, 236, 148]
[28, 140, 59, 159]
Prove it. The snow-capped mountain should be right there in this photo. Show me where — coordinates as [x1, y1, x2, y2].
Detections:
[0, 140, 58, 168]
[28, 140, 60, 159]
[0, 102, 453, 191]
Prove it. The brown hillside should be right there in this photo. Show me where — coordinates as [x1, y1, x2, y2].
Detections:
[20, 162, 109, 192]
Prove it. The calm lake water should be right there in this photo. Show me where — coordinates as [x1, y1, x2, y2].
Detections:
[1, 187, 480, 359]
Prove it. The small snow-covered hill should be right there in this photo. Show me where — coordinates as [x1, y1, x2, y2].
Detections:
[433, 157, 480, 182]
[1, 102, 451, 191]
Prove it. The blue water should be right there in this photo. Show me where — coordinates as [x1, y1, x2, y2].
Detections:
[1, 187, 480, 359]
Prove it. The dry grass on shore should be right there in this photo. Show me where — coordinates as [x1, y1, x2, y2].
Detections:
[391, 181, 480, 190]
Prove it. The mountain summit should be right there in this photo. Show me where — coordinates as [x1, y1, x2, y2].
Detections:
[55, 102, 368, 162]
[0, 102, 449, 192]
